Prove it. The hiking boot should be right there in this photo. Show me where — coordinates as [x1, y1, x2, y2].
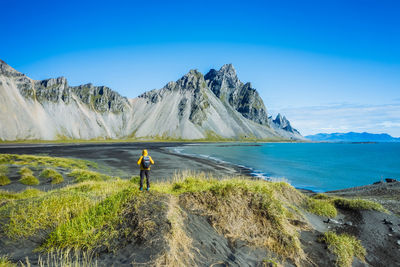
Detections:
[139, 187, 143, 191]
[146, 188, 150, 191]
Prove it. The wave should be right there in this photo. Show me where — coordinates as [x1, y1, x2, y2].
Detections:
[168, 146, 289, 183]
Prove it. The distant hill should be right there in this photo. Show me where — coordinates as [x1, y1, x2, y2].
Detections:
[306, 132, 400, 142]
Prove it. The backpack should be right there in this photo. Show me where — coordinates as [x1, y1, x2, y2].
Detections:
[142, 156, 151, 168]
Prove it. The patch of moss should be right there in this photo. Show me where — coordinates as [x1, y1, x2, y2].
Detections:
[19, 167, 39, 185]
[68, 169, 110, 183]
[321, 231, 366, 267]
[40, 168, 64, 184]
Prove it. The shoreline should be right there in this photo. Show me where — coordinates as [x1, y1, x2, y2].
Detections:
[0, 142, 396, 196]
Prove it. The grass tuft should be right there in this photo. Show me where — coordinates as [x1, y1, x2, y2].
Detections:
[42, 188, 138, 251]
[68, 169, 110, 183]
[333, 198, 386, 212]
[0, 188, 44, 202]
[0, 154, 97, 170]
[307, 198, 337, 217]
[18, 167, 39, 185]
[1, 191, 94, 238]
[163, 173, 307, 264]
[0, 174, 11, 186]
[321, 231, 366, 267]
[0, 255, 16, 267]
[0, 165, 11, 186]
[307, 194, 386, 216]
[40, 168, 64, 184]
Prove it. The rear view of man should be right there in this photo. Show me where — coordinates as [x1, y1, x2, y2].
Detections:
[137, 149, 154, 191]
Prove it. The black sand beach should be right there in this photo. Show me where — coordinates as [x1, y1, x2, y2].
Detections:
[0, 142, 250, 185]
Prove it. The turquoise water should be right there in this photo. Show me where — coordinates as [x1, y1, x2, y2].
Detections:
[174, 143, 400, 192]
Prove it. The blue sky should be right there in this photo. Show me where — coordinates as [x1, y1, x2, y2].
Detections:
[2, 0, 400, 136]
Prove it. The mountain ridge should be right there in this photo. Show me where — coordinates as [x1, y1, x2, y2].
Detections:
[0, 60, 303, 141]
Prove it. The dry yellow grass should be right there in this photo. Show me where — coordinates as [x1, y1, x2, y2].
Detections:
[154, 196, 196, 267]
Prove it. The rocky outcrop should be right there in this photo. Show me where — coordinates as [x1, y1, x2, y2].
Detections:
[0, 59, 303, 141]
[71, 83, 129, 113]
[35, 77, 71, 103]
[273, 113, 300, 134]
[205, 64, 269, 125]
[0, 59, 24, 77]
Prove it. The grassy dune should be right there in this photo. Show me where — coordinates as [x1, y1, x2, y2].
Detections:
[0, 154, 387, 267]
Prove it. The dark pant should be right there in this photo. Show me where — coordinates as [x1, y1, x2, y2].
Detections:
[140, 170, 150, 189]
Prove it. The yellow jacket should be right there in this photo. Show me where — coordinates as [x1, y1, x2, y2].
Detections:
[137, 149, 154, 170]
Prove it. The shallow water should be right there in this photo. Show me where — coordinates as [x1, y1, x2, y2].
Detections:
[175, 143, 400, 192]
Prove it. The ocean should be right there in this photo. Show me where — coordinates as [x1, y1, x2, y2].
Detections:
[173, 142, 400, 192]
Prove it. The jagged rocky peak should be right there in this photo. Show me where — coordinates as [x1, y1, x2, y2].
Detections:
[139, 69, 207, 104]
[205, 64, 269, 125]
[71, 83, 129, 113]
[204, 63, 240, 98]
[176, 69, 206, 91]
[273, 113, 299, 134]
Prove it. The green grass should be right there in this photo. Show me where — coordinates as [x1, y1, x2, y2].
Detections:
[42, 188, 139, 251]
[0, 188, 44, 201]
[0, 165, 10, 186]
[1, 191, 94, 238]
[321, 231, 366, 267]
[0, 174, 11, 186]
[307, 198, 337, 217]
[0, 179, 132, 240]
[0, 154, 97, 170]
[40, 168, 64, 184]
[18, 167, 39, 185]
[0, 255, 16, 267]
[0, 165, 8, 174]
[333, 198, 386, 212]
[68, 169, 110, 183]
[306, 193, 386, 217]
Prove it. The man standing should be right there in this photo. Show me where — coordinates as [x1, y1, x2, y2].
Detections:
[137, 149, 154, 191]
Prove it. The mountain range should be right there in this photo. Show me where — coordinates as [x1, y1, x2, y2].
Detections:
[0, 60, 303, 141]
[306, 132, 400, 142]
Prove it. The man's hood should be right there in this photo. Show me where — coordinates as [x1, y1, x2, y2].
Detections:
[142, 149, 148, 156]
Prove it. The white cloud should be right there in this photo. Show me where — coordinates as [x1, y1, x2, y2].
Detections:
[270, 103, 400, 137]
